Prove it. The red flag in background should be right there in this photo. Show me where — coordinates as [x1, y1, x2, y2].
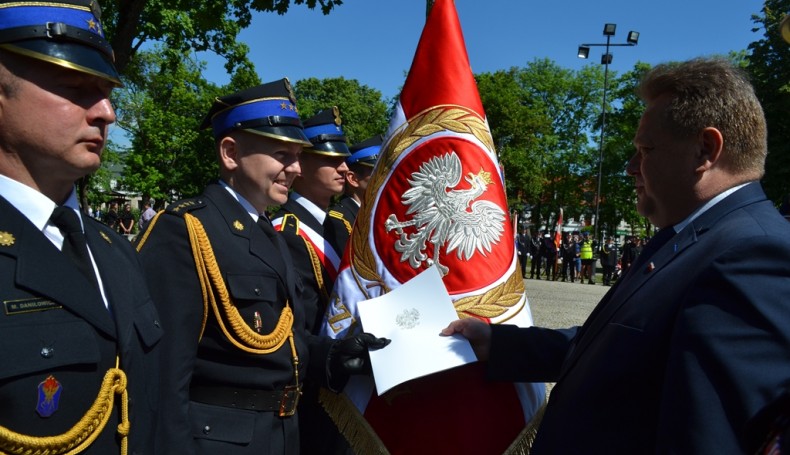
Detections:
[321, 1, 545, 454]
[554, 208, 564, 249]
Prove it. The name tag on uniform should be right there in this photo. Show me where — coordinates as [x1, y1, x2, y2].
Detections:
[3, 298, 62, 315]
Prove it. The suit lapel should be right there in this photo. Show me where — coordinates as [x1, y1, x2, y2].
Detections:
[85, 222, 133, 342]
[3, 202, 116, 338]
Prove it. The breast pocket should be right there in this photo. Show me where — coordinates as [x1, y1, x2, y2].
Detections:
[226, 272, 285, 333]
[226, 272, 281, 304]
[0, 320, 99, 381]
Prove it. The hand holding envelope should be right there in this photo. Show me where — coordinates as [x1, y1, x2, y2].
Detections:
[327, 333, 391, 392]
[357, 266, 477, 395]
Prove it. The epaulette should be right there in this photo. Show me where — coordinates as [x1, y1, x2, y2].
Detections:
[166, 198, 207, 216]
[328, 210, 352, 234]
[280, 213, 300, 234]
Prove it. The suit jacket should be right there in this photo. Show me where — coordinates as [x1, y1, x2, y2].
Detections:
[487, 183, 790, 454]
[0, 196, 163, 455]
[136, 184, 332, 455]
[331, 195, 359, 225]
[272, 198, 350, 335]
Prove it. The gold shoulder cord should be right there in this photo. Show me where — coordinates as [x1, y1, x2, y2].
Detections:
[133, 210, 163, 250]
[328, 210, 352, 235]
[182, 213, 295, 354]
[281, 214, 329, 302]
[137, 210, 301, 402]
[137, 210, 296, 353]
[0, 358, 129, 455]
[180, 213, 301, 397]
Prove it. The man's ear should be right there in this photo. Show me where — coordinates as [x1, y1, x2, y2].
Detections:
[345, 170, 360, 189]
[697, 127, 724, 172]
[219, 136, 239, 171]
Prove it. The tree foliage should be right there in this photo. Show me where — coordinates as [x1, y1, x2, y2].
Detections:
[598, 63, 651, 237]
[102, 0, 344, 73]
[747, 0, 790, 204]
[111, 47, 261, 203]
[478, 59, 605, 231]
[294, 77, 391, 144]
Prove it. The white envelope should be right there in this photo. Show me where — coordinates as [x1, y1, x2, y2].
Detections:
[357, 265, 477, 395]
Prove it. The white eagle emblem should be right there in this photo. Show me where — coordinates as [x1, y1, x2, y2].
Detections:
[384, 151, 506, 276]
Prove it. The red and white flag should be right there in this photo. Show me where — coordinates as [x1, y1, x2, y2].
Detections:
[554, 208, 564, 249]
[321, 1, 544, 453]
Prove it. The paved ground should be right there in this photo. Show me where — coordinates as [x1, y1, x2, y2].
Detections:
[523, 276, 608, 329]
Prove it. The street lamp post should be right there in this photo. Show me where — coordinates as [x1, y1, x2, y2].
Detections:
[577, 24, 639, 244]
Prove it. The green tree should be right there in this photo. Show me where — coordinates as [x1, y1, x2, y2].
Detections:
[293, 77, 391, 144]
[111, 47, 261, 203]
[598, 62, 652, 237]
[747, 0, 790, 204]
[478, 59, 604, 231]
[103, 0, 344, 73]
[476, 68, 545, 205]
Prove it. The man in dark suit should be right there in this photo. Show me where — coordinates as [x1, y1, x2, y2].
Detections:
[0, 1, 163, 453]
[332, 134, 383, 225]
[443, 58, 790, 453]
[136, 83, 387, 455]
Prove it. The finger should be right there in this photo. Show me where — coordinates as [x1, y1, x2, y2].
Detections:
[367, 337, 391, 350]
[359, 333, 391, 349]
[440, 320, 464, 336]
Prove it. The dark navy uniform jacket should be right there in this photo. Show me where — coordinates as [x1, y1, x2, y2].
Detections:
[331, 195, 360, 226]
[272, 197, 351, 335]
[0, 195, 163, 455]
[136, 183, 332, 455]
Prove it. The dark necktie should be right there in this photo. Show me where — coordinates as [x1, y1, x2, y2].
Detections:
[50, 206, 99, 289]
[257, 216, 282, 253]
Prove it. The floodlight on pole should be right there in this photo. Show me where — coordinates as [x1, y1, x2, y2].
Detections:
[781, 14, 790, 44]
[577, 23, 639, 244]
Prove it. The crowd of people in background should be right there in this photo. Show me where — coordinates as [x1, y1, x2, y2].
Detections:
[82, 199, 158, 240]
[517, 228, 660, 286]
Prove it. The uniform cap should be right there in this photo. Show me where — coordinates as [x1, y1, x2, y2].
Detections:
[0, 0, 120, 85]
[347, 134, 383, 167]
[301, 107, 350, 157]
[201, 78, 311, 146]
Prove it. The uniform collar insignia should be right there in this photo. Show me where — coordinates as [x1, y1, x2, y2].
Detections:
[0, 231, 15, 246]
[233, 220, 244, 231]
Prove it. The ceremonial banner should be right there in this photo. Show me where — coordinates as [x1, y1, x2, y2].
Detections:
[321, 1, 545, 453]
[554, 208, 564, 249]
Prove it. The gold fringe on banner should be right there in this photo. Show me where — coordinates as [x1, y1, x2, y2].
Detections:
[318, 387, 390, 455]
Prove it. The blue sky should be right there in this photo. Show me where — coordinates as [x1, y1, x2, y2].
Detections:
[200, 0, 764, 100]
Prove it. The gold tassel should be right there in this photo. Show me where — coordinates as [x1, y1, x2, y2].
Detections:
[0, 365, 129, 455]
[318, 388, 390, 455]
[503, 401, 546, 455]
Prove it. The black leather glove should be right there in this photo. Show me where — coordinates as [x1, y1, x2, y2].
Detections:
[327, 333, 391, 391]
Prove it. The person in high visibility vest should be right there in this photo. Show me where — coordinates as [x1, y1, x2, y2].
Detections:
[579, 231, 596, 284]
